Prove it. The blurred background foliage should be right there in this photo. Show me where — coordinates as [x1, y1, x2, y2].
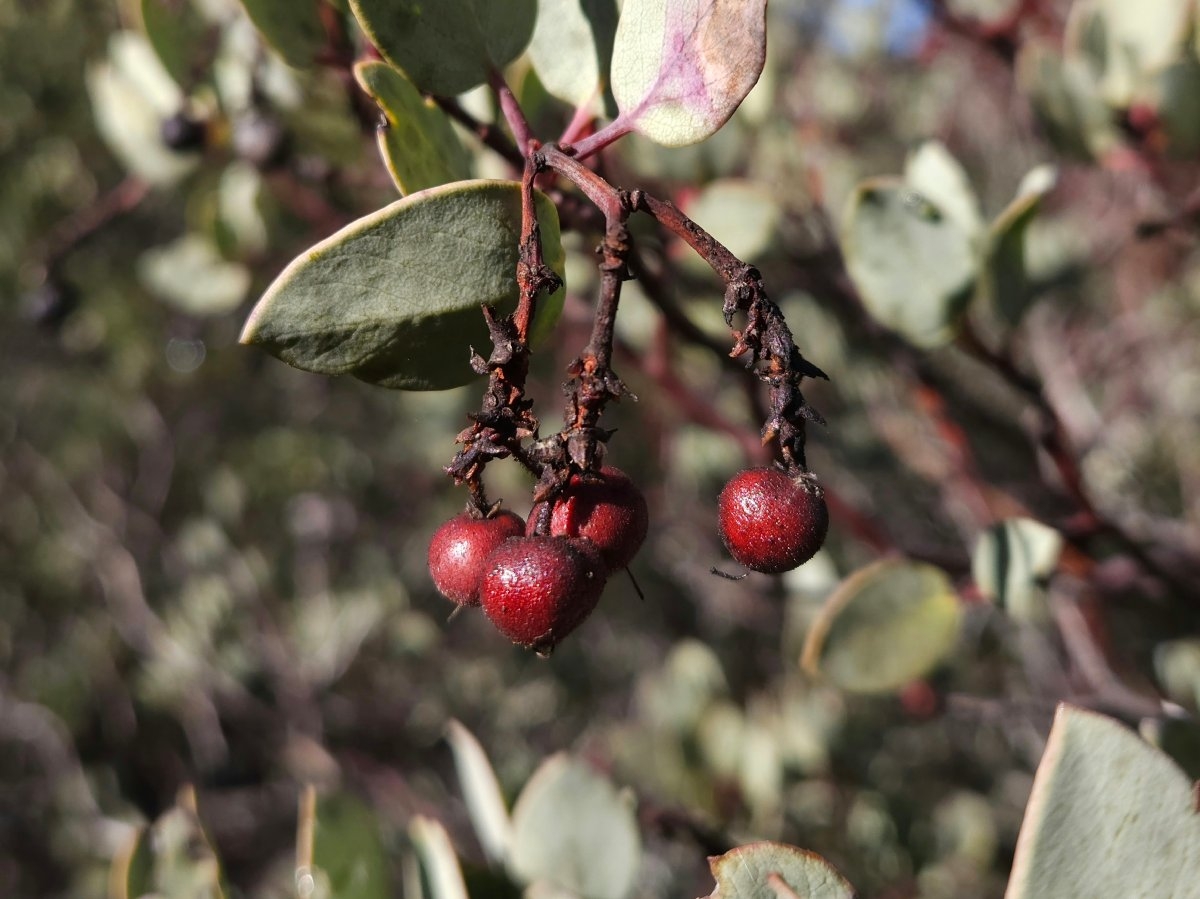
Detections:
[2, 0, 1199, 896]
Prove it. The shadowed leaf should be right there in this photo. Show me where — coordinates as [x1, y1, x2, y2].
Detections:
[801, 559, 962, 694]
[240, 180, 565, 391]
[349, 0, 536, 95]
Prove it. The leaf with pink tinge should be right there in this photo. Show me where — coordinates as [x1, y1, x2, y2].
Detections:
[609, 0, 767, 148]
[705, 842, 857, 899]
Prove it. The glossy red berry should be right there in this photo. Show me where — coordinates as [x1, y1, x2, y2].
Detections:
[526, 466, 648, 570]
[428, 510, 525, 606]
[480, 536, 607, 652]
[718, 468, 828, 574]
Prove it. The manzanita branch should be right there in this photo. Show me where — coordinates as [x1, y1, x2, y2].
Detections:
[430, 95, 524, 170]
[444, 150, 562, 512]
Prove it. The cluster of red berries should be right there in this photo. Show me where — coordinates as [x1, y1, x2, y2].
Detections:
[428, 464, 829, 653]
[427, 467, 648, 654]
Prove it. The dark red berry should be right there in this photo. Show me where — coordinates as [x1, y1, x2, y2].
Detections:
[718, 468, 828, 574]
[527, 466, 648, 570]
[428, 510, 525, 606]
[479, 536, 607, 652]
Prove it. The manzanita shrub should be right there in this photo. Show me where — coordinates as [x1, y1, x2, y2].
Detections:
[14, 0, 1195, 895]
[239, 0, 830, 653]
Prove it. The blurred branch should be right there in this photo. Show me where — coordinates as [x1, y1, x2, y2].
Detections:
[34, 176, 150, 275]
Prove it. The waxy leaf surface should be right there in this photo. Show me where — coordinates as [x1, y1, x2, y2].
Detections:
[529, 0, 618, 108]
[349, 0, 536, 95]
[610, 0, 767, 147]
[354, 61, 471, 195]
[842, 177, 977, 348]
[241, 180, 564, 391]
[1005, 705, 1200, 899]
[509, 754, 641, 899]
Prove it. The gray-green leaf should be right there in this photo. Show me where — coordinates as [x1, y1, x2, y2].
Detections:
[509, 754, 641, 899]
[1005, 704, 1200, 899]
[354, 61, 472, 195]
[801, 559, 963, 694]
[841, 177, 978, 348]
[528, 0, 618, 108]
[348, 0, 537, 95]
[972, 517, 1063, 623]
[240, 180, 565, 391]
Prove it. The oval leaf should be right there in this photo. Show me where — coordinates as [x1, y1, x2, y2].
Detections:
[529, 0, 618, 108]
[903, 141, 985, 248]
[610, 0, 767, 147]
[801, 559, 963, 694]
[354, 61, 472, 195]
[240, 180, 565, 391]
[509, 754, 641, 899]
[87, 32, 199, 185]
[236, 0, 326, 68]
[349, 0, 537, 96]
[841, 177, 978, 348]
[1005, 704, 1200, 899]
[446, 719, 513, 865]
[972, 517, 1063, 624]
[705, 842, 856, 899]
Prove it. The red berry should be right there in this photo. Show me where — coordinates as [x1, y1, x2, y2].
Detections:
[527, 466, 648, 570]
[428, 510, 525, 606]
[480, 536, 607, 652]
[718, 468, 828, 574]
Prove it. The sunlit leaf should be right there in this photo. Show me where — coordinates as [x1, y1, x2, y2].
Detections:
[87, 31, 199, 185]
[509, 754, 641, 899]
[446, 719, 513, 865]
[240, 180, 566, 391]
[904, 141, 985, 248]
[704, 842, 856, 899]
[609, 0, 767, 147]
[1067, 0, 1193, 107]
[348, 0, 537, 95]
[354, 60, 472, 195]
[1005, 704, 1200, 899]
[841, 178, 977, 348]
[528, 0, 618, 108]
[972, 516, 1062, 623]
[801, 559, 962, 694]
[410, 816, 470, 899]
[139, 233, 251, 315]
[681, 179, 781, 264]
